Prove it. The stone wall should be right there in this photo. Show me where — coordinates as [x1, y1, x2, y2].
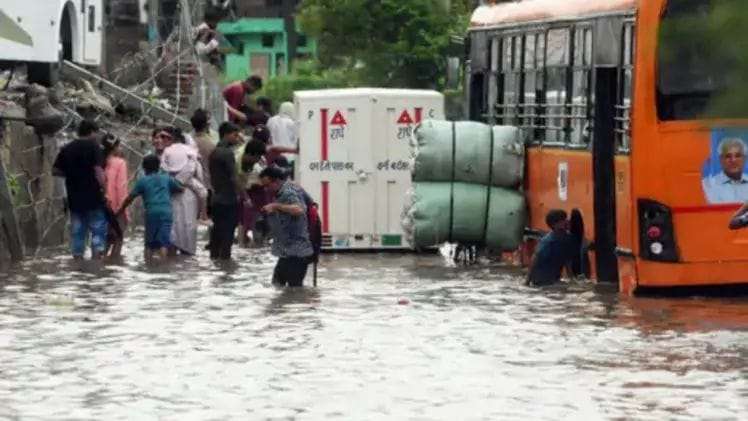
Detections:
[0, 118, 67, 266]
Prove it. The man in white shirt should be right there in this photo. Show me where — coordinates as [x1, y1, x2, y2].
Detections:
[702, 137, 748, 204]
[267, 102, 299, 172]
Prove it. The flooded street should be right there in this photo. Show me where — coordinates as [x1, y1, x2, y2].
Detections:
[1, 234, 747, 420]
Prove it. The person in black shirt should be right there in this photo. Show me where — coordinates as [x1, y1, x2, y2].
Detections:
[53, 120, 107, 260]
[208, 122, 242, 260]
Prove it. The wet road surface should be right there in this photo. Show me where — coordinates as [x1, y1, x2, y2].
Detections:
[1, 234, 747, 420]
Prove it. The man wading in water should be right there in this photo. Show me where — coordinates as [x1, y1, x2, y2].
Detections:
[53, 120, 107, 260]
[526, 209, 576, 286]
[259, 166, 314, 287]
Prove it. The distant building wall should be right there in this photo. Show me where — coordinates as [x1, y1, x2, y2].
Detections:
[235, 0, 301, 18]
[218, 18, 316, 81]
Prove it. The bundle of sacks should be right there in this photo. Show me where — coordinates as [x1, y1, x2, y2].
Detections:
[402, 120, 526, 250]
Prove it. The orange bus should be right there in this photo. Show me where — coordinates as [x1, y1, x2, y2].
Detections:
[466, 0, 748, 294]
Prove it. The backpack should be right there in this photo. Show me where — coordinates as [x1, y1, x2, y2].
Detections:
[301, 191, 323, 263]
[307, 202, 323, 263]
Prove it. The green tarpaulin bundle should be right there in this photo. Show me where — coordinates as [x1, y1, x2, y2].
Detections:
[412, 120, 524, 188]
[402, 182, 526, 251]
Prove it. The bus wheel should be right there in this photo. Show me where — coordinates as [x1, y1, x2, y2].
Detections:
[27, 62, 60, 87]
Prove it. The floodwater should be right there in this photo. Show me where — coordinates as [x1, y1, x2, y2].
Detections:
[1, 235, 746, 420]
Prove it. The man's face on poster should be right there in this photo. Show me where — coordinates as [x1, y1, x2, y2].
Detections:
[720, 143, 746, 181]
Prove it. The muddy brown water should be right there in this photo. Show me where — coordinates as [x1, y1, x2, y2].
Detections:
[1, 234, 746, 420]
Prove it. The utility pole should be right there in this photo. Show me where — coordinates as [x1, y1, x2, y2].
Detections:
[281, 0, 297, 74]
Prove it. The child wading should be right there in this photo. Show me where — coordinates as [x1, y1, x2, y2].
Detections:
[526, 209, 576, 286]
[117, 155, 183, 262]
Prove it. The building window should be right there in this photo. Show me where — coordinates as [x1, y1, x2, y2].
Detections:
[297, 35, 308, 47]
[261, 34, 274, 48]
[88, 6, 96, 32]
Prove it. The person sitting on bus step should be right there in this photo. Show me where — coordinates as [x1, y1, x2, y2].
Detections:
[702, 137, 748, 204]
[526, 209, 576, 286]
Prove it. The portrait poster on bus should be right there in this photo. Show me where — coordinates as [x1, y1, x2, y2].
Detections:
[702, 128, 748, 204]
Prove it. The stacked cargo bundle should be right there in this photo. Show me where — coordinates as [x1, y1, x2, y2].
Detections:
[402, 120, 526, 250]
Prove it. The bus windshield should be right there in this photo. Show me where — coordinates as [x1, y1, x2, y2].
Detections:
[657, 0, 748, 120]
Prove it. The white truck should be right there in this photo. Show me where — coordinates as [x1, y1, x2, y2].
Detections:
[0, 0, 103, 85]
[295, 88, 445, 250]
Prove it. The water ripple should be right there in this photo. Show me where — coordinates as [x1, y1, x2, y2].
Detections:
[0, 236, 746, 420]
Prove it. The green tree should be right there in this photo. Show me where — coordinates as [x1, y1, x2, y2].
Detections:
[260, 60, 359, 108]
[658, 0, 748, 119]
[298, 0, 471, 89]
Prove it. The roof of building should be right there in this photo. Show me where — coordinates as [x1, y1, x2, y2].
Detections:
[217, 18, 285, 35]
[469, 0, 637, 29]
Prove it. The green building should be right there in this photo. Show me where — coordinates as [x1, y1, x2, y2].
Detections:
[218, 18, 317, 82]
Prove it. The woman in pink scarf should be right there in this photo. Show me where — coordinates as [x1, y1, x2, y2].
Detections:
[102, 135, 129, 258]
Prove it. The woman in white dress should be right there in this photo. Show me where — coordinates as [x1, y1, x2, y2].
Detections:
[160, 127, 207, 255]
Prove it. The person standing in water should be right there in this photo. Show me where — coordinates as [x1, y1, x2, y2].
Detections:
[259, 166, 314, 287]
[208, 122, 243, 260]
[117, 155, 183, 263]
[102, 135, 129, 258]
[267, 101, 299, 174]
[52, 120, 107, 260]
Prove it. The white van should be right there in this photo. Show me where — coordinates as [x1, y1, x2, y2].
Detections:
[295, 88, 445, 250]
[0, 0, 103, 85]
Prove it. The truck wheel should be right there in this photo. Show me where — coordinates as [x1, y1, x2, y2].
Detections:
[27, 62, 60, 87]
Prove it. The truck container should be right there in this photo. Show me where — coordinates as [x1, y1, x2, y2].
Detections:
[294, 88, 445, 250]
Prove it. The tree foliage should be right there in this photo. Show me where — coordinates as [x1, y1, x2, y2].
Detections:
[260, 60, 359, 109]
[658, 0, 748, 119]
[297, 0, 471, 89]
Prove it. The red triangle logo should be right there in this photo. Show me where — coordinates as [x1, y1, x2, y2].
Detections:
[330, 111, 347, 125]
[397, 110, 414, 124]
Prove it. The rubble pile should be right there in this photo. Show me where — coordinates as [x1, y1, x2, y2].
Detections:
[0, 66, 179, 267]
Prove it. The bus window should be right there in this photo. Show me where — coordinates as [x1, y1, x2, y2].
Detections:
[545, 28, 571, 144]
[469, 73, 486, 121]
[571, 26, 593, 146]
[501, 36, 521, 125]
[657, 0, 747, 120]
[616, 23, 635, 152]
[523, 33, 539, 140]
[535, 33, 546, 139]
[488, 37, 501, 123]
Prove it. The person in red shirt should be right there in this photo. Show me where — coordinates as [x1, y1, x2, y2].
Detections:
[223, 75, 263, 124]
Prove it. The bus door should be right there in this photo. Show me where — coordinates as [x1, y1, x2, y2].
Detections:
[81, 0, 103, 64]
[592, 17, 625, 284]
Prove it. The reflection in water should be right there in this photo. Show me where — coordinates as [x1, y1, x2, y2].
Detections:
[0, 235, 746, 420]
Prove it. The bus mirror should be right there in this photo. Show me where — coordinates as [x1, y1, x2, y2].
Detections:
[446, 57, 461, 90]
[594, 16, 624, 68]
